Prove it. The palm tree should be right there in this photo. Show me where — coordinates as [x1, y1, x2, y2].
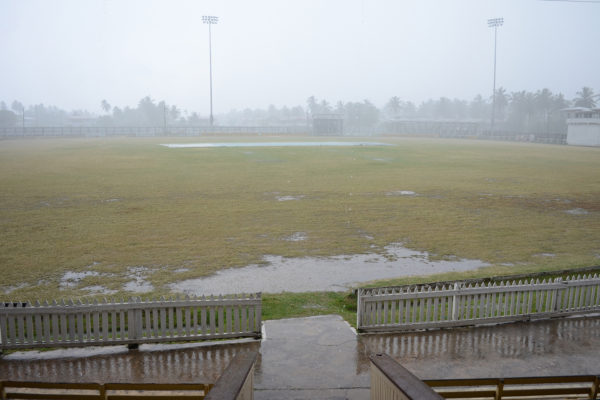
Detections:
[306, 96, 318, 116]
[574, 87, 597, 108]
[495, 87, 508, 120]
[385, 96, 401, 118]
[101, 99, 111, 114]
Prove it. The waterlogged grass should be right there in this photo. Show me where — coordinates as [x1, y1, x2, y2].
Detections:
[262, 292, 356, 325]
[0, 137, 599, 302]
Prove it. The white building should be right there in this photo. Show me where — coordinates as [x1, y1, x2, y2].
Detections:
[564, 107, 600, 146]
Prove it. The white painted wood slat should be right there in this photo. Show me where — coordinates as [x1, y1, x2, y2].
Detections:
[358, 276, 600, 332]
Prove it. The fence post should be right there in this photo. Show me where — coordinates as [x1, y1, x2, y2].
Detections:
[256, 293, 262, 338]
[451, 283, 461, 321]
[356, 289, 362, 330]
[553, 277, 564, 312]
[128, 297, 141, 350]
[0, 302, 8, 354]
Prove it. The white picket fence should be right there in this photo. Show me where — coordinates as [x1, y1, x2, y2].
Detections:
[0, 294, 262, 350]
[357, 274, 600, 332]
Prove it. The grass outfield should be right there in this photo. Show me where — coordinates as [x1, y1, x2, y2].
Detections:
[0, 137, 599, 305]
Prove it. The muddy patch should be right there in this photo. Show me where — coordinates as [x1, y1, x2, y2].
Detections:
[169, 244, 489, 295]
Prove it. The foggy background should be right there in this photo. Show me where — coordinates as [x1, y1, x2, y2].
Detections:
[1, 0, 599, 115]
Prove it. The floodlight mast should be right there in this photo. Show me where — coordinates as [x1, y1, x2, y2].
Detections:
[488, 17, 503, 132]
[202, 15, 219, 126]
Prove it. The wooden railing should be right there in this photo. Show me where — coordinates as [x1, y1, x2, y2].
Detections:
[425, 376, 600, 400]
[0, 381, 213, 400]
[205, 351, 257, 400]
[370, 353, 600, 400]
[370, 353, 444, 400]
[0, 351, 259, 400]
[358, 274, 600, 332]
[0, 294, 262, 350]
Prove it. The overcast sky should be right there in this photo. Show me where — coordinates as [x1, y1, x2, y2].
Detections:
[1, 0, 599, 115]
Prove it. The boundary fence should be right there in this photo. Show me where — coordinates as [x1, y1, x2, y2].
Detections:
[1, 126, 566, 145]
[0, 294, 261, 350]
[357, 274, 600, 332]
[0, 126, 307, 137]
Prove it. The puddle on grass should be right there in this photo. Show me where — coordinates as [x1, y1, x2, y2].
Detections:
[81, 285, 117, 295]
[60, 271, 101, 289]
[123, 266, 154, 293]
[387, 190, 418, 196]
[169, 244, 490, 296]
[283, 232, 307, 242]
[123, 279, 153, 293]
[3, 283, 29, 295]
[566, 208, 589, 215]
[276, 195, 305, 202]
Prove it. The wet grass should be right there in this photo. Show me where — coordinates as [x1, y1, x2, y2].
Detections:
[1, 137, 599, 303]
[364, 264, 600, 289]
[262, 292, 356, 326]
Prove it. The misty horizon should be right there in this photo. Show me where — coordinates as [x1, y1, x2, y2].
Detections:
[1, 0, 599, 115]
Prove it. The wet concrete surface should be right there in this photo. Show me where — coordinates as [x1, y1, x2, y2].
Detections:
[254, 316, 370, 399]
[362, 316, 600, 379]
[1, 315, 599, 399]
[0, 340, 259, 384]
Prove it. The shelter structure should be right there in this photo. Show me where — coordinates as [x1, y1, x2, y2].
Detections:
[564, 107, 600, 146]
[312, 113, 344, 136]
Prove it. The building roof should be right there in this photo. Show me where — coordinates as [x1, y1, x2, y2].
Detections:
[561, 107, 600, 112]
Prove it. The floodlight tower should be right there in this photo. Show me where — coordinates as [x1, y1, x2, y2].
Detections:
[202, 15, 218, 126]
[488, 17, 503, 132]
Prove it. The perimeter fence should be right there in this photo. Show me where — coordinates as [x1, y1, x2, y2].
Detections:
[0, 294, 262, 350]
[358, 274, 600, 332]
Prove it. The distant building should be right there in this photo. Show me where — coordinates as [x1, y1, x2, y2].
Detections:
[312, 113, 344, 136]
[564, 107, 600, 146]
[67, 115, 98, 127]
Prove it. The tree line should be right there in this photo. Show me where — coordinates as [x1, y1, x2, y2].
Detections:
[1, 87, 597, 134]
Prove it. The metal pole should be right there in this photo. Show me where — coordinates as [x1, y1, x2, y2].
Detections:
[208, 23, 214, 127]
[203, 15, 218, 127]
[491, 25, 497, 132]
[488, 17, 503, 133]
[163, 103, 167, 134]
